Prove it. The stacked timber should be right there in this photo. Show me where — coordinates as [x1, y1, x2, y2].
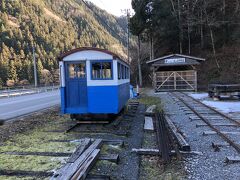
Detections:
[51, 139, 102, 180]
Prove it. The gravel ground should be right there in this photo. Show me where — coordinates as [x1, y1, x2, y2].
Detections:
[89, 105, 145, 180]
[145, 89, 240, 180]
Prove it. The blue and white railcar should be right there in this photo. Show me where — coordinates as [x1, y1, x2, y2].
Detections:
[59, 47, 130, 116]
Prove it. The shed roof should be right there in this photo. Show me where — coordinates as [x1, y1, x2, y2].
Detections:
[58, 47, 128, 65]
[146, 54, 205, 66]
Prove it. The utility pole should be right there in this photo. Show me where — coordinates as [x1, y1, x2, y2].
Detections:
[127, 9, 130, 63]
[137, 35, 142, 87]
[32, 45, 38, 87]
[122, 9, 131, 63]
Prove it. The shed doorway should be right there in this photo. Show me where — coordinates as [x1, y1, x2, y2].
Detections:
[154, 70, 197, 91]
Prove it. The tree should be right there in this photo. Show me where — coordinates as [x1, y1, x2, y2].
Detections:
[37, 59, 43, 84]
[40, 69, 53, 85]
[8, 60, 18, 82]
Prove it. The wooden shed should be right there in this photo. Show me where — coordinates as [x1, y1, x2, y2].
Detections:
[146, 54, 205, 92]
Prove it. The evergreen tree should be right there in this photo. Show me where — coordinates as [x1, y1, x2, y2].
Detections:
[8, 60, 18, 82]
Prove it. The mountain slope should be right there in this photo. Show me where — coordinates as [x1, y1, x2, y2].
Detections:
[0, 0, 128, 86]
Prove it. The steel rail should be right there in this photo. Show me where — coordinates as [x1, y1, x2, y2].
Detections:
[171, 92, 240, 154]
[178, 92, 240, 126]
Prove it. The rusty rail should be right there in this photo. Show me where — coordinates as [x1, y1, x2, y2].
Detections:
[178, 92, 240, 126]
[171, 92, 240, 154]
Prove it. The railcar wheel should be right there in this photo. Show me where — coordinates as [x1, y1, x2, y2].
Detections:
[70, 114, 77, 120]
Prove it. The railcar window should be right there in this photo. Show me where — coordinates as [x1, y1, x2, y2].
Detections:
[125, 66, 127, 79]
[91, 62, 112, 80]
[121, 64, 124, 79]
[92, 62, 101, 79]
[126, 67, 129, 79]
[102, 62, 112, 79]
[68, 63, 86, 78]
[118, 62, 121, 79]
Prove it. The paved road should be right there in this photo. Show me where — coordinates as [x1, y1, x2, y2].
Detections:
[0, 90, 60, 120]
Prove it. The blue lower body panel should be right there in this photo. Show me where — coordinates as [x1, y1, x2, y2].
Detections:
[60, 83, 130, 114]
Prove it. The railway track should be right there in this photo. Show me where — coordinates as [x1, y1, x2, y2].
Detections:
[170, 92, 240, 155]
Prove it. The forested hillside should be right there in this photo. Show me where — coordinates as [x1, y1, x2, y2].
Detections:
[130, 0, 240, 88]
[0, 0, 127, 87]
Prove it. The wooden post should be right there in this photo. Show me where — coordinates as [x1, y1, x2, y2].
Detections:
[174, 72, 177, 90]
[195, 71, 197, 92]
[153, 67, 156, 90]
[137, 35, 143, 87]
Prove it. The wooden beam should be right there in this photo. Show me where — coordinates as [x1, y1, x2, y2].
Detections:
[54, 139, 103, 180]
[71, 149, 100, 180]
[99, 154, 119, 163]
[145, 105, 156, 116]
[86, 174, 110, 180]
[0, 151, 71, 157]
[132, 148, 202, 156]
[144, 116, 154, 131]
[165, 116, 191, 151]
[225, 156, 240, 163]
[132, 148, 159, 155]
[67, 139, 91, 163]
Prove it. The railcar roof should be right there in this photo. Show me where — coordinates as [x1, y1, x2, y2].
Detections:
[58, 47, 129, 65]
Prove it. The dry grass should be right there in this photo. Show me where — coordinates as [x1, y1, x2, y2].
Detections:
[43, 8, 66, 23]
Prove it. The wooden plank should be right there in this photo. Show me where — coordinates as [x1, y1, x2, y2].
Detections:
[86, 174, 110, 180]
[49, 139, 124, 147]
[225, 156, 240, 163]
[71, 149, 100, 180]
[67, 138, 91, 163]
[102, 140, 124, 147]
[71, 130, 128, 136]
[0, 151, 71, 157]
[132, 148, 159, 155]
[171, 150, 203, 156]
[145, 105, 156, 116]
[99, 154, 119, 163]
[144, 116, 154, 131]
[165, 116, 190, 151]
[111, 116, 122, 127]
[0, 170, 53, 177]
[75, 121, 109, 124]
[132, 148, 202, 156]
[212, 142, 230, 148]
[54, 139, 103, 180]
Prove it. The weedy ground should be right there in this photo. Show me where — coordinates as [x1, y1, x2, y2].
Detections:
[0, 93, 187, 180]
[0, 109, 80, 180]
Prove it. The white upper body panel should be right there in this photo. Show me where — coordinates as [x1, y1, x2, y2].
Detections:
[60, 49, 130, 87]
[63, 50, 113, 61]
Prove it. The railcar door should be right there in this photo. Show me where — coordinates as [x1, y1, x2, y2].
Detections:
[65, 62, 87, 111]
